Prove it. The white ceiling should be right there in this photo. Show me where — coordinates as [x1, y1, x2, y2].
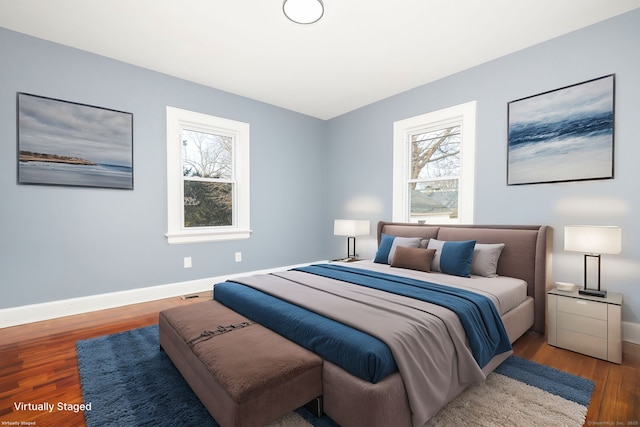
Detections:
[1, 0, 639, 120]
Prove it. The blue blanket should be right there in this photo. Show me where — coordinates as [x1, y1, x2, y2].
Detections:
[295, 264, 512, 368]
[213, 281, 397, 383]
[214, 264, 511, 383]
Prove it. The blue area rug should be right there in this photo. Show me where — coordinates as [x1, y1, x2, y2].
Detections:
[77, 325, 594, 427]
[76, 324, 337, 427]
[494, 353, 594, 407]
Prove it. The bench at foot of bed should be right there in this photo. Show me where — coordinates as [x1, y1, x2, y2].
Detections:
[159, 300, 323, 427]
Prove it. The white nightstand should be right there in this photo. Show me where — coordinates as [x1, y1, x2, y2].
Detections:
[548, 289, 622, 364]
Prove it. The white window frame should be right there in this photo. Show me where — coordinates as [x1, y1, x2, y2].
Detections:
[166, 106, 251, 244]
[392, 101, 476, 224]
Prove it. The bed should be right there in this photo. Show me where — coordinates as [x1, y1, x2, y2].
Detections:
[212, 222, 550, 426]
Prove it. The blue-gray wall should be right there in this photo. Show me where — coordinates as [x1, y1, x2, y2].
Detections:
[1, 9, 639, 327]
[327, 9, 640, 325]
[0, 28, 328, 309]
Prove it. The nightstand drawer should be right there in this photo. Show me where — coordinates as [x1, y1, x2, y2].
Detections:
[548, 290, 622, 364]
[557, 312, 607, 338]
[557, 329, 608, 360]
[557, 296, 607, 319]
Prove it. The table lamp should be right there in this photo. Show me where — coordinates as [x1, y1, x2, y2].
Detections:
[334, 219, 370, 261]
[564, 225, 621, 297]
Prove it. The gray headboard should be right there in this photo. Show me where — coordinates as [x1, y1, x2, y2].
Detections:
[377, 221, 551, 334]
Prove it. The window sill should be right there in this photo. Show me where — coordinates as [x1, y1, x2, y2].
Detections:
[166, 229, 252, 244]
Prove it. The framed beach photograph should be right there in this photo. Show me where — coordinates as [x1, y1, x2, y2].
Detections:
[507, 74, 614, 185]
[17, 93, 133, 189]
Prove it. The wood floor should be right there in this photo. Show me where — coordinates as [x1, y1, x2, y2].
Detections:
[1, 293, 638, 426]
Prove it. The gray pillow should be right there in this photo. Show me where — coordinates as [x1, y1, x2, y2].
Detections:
[387, 237, 421, 264]
[470, 243, 505, 277]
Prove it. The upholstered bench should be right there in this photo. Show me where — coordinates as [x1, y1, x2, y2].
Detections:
[159, 300, 323, 427]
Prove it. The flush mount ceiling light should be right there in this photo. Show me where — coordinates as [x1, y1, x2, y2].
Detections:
[283, 0, 324, 24]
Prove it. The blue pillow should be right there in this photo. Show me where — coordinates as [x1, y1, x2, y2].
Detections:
[428, 239, 476, 277]
[374, 234, 395, 264]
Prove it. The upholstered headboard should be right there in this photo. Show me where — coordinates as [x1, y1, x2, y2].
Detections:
[377, 221, 551, 334]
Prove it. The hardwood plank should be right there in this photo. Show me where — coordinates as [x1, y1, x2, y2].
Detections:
[1, 293, 638, 426]
[0, 292, 211, 426]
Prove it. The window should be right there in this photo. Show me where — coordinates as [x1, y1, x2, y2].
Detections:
[166, 107, 250, 244]
[392, 101, 476, 224]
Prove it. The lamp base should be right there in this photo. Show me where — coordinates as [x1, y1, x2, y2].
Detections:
[579, 289, 607, 298]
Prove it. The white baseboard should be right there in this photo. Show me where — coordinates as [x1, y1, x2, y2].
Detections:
[4, 263, 639, 342]
[0, 261, 326, 329]
[623, 321, 640, 345]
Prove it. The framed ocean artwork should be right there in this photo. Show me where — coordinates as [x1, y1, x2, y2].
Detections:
[507, 74, 614, 185]
[17, 93, 133, 189]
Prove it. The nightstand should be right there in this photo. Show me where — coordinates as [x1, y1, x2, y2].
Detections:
[547, 289, 622, 363]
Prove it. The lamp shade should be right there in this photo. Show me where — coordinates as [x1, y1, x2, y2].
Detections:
[564, 225, 621, 255]
[334, 219, 370, 237]
[283, 0, 324, 24]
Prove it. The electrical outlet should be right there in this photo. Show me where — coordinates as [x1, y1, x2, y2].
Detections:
[184, 257, 192, 268]
[235, 252, 242, 262]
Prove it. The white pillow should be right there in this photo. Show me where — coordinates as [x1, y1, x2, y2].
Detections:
[426, 239, 445, 272]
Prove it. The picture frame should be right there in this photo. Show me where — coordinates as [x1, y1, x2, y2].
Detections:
[17, 93, 133, 189]
[507, 74, 614, 185]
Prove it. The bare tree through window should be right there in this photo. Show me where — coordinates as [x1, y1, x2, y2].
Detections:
[181, 129, 234, 227]
[409, 124, 461, 220]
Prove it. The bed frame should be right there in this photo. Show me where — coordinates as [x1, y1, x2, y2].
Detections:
[321, 222, 551, 427]
[163, 222, 551, 427]
[376, 222, 551, 334]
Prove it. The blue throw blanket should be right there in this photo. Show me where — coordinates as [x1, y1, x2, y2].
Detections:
[215, 263, 511, 383]
[295, 264, 512, 368]
[214, 281, 398, 383]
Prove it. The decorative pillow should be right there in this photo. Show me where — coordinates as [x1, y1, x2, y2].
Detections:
[387, 237, 421, 264]
[373, 234, 396, 264]
[471, 243, 505, 277]
[426, 239, 445, 270]
[373, 235, 422, 264]
[427, 239, 476, 278]
[391, 246, 436, 272]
